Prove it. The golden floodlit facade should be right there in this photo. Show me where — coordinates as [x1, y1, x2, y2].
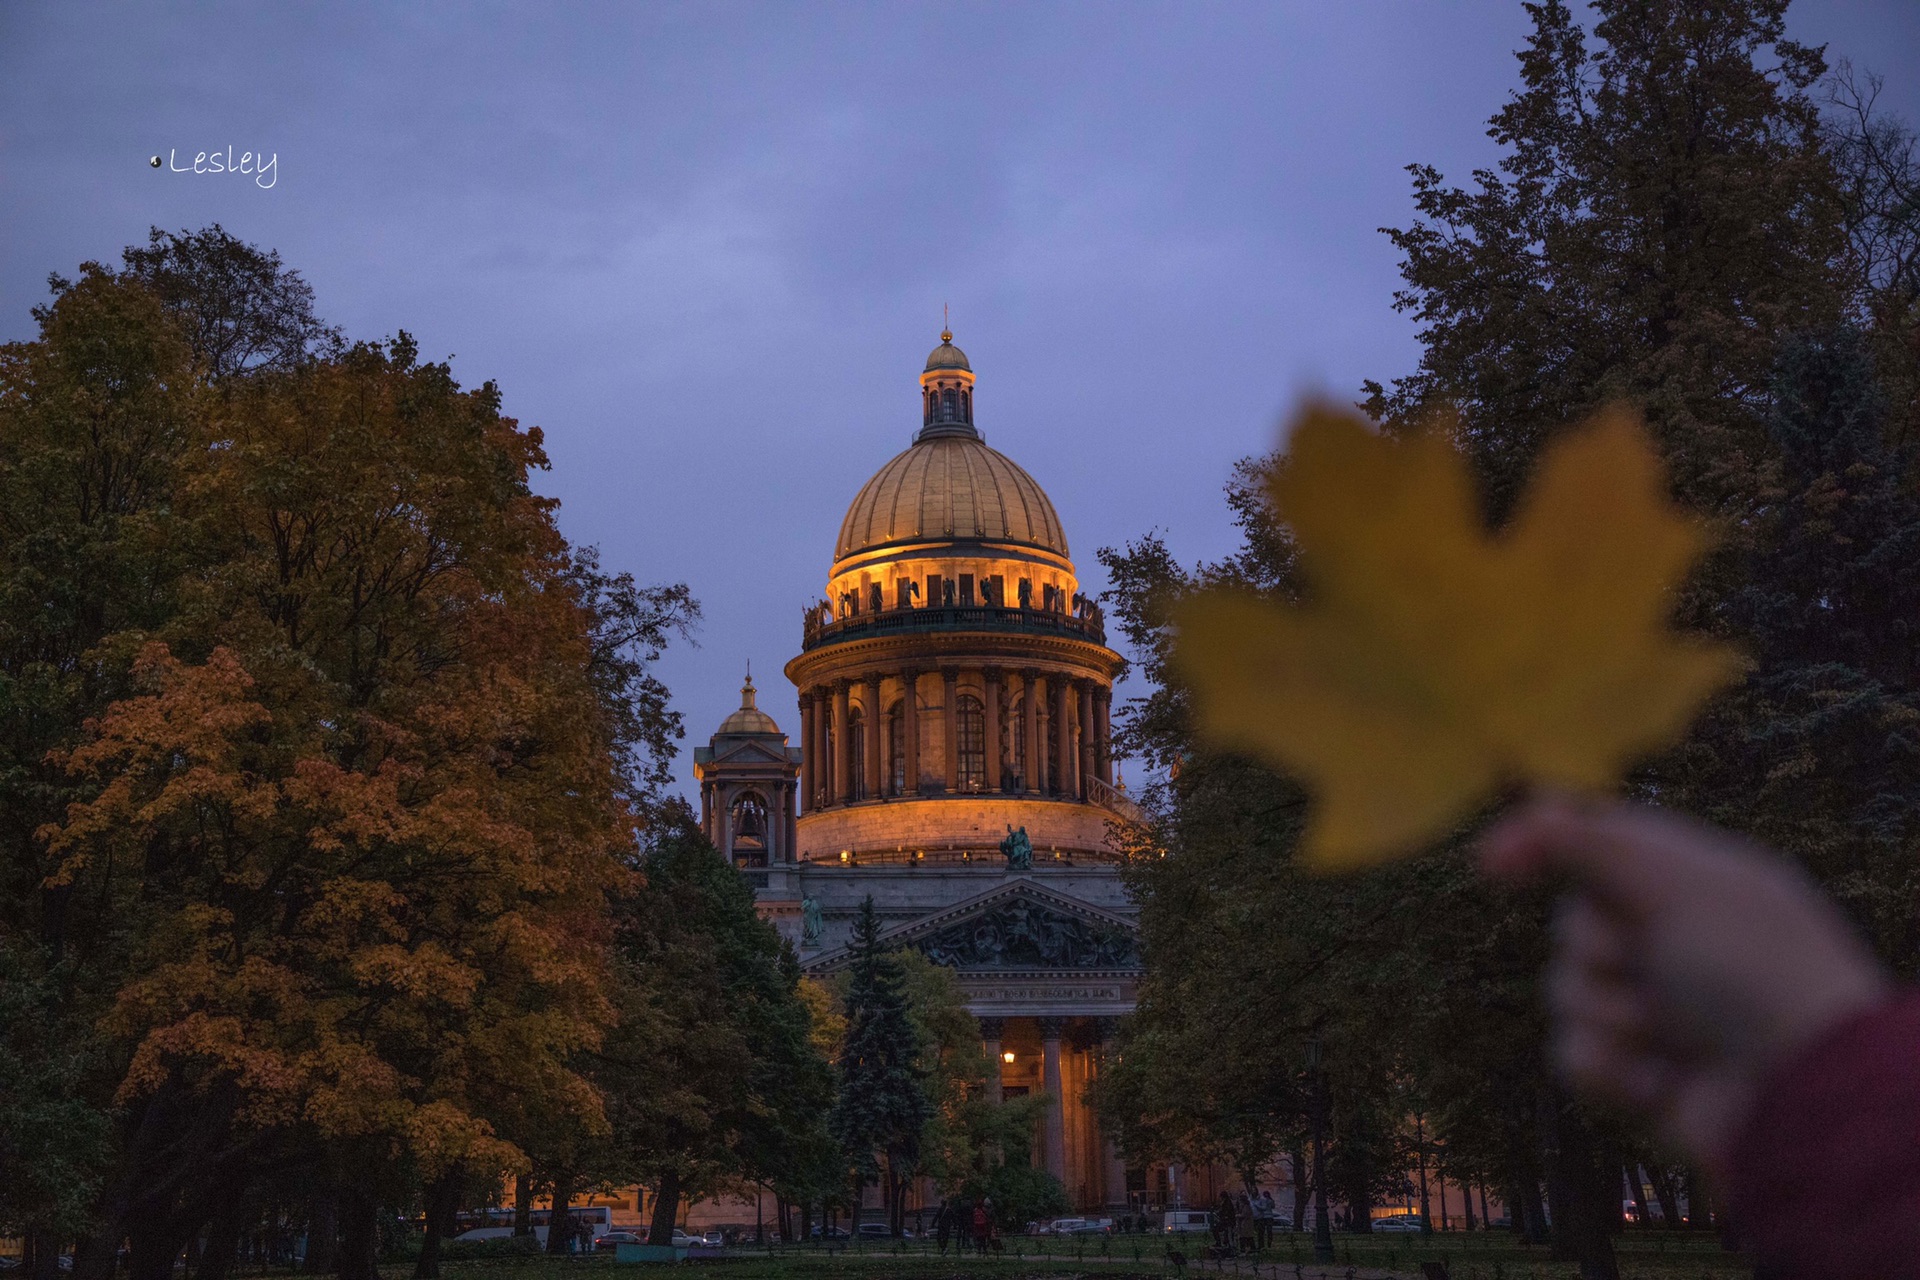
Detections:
[694, 331, 1146, 1212]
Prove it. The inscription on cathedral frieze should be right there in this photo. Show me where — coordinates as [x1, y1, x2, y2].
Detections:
[915, 902, 1139, 970]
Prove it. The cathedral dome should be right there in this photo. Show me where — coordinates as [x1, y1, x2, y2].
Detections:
[835, 434, 1068, 565]
[924, 331, 971, 372]
[716, 674, 780, 735]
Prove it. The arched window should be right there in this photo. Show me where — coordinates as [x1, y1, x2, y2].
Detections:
[957, 695, 985, 792]
[888, 701, 906, 795]
[730, 791, 768, 868]
[961, 389, 971, 422]
[848, 706, 867, 800]
[942, 388, 956, 419]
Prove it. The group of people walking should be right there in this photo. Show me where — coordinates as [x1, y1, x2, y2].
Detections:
[932, 1197, 998, 1256]
[1213, 1189, 1280, 1253]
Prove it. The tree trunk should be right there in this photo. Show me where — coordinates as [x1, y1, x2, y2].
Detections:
[302, 1195, 337, 1275]
[545, 1170, 575, 1255]
[26, 1232, 63, 1280]
[1648, 1165, 1682, 1229]
[1290, 1149, 1309, 1231]
[1625, 1161, 1650, 1228]
[1543, 1093, 1620, 1280]
[196, 1194, 247, 1280]
[414, 1175, 460, 1279]
[334, 1190, 378, 1280]
[648, 1168, 682, 1246]
[1683, 1167, 1713, 1230]
[128, 1217, 195, 1280]
[1477, 1179, 1491, 1232]
[512, 1174, 534, 1236]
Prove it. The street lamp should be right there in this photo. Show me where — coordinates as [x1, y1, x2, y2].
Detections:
[1306, 1037, 1334, 1265]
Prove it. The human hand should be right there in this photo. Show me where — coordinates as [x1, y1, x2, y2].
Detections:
[1482, 796, 1890, 1174]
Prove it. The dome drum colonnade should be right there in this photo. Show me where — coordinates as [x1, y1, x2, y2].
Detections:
[784, 331, 1125, 867]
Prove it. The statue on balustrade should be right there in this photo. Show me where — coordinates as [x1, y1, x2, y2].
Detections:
[802, 895, 824, 946]
[1000, 824, 1034, 871]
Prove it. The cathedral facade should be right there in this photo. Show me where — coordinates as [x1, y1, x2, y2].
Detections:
[694, 331, 1145, 1213]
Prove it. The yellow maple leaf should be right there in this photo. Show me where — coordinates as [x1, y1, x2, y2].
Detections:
[1173, 403, 1742, 870]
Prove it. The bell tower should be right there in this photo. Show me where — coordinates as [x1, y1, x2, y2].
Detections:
[693, 673, 804, 935]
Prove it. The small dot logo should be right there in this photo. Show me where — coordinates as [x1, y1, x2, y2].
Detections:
[149, 156, 161, 168]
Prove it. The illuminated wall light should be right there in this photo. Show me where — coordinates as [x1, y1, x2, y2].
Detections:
[1002, 1050, 1016, 1063]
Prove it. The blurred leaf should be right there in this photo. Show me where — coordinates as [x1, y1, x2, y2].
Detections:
[1175, 403, 1740, 869]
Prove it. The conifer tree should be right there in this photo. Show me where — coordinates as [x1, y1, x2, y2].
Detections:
[828, 897, 930, 1237]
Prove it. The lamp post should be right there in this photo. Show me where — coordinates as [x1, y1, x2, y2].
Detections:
[1306, 1037, 1334, 1265]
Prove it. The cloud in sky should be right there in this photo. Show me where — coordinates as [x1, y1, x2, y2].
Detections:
[3, 0, 1914, 798]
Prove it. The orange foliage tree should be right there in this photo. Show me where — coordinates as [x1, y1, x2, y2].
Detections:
[2, 246, 688, 1280]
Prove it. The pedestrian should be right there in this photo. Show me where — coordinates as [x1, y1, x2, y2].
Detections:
[1214, 1191, 1236, 1253]
[972, 1201, 990, 1256]
[934, 1199, 952, 1255]
[1235, 1191, 1255, 1253]
[1255, 1190, 1277, 1249]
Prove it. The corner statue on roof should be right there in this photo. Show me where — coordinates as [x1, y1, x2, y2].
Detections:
[1000, 825, 1034, 871]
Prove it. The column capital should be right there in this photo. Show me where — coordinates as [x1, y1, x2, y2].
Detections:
[1037, 1015, 1068, 1040]
[982, 664, 1004, 681]
[977, 1017, 1005, 1040]
[1093, 1015, 1123, 1046]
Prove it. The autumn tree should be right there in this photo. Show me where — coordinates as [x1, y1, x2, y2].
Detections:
[0, 234, 697, 1280]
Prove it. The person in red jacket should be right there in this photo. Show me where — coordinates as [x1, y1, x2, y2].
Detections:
[1483, 797, 1914, 1279]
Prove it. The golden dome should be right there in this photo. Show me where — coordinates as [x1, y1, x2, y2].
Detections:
[717, 673, 781, 735]
[925, 330, 971, 372]
[835, 433, 1068, 565]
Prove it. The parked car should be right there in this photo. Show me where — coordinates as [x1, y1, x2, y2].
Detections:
[1371, 1215, 1425, 1233]
[1162, 1210, 1212, 1234]
[1060, 1219, 1112, 1235]
[810, 1225, 850, 1241]
[593, 1232, 643, 1251]
[854, 1223, 913, 1240]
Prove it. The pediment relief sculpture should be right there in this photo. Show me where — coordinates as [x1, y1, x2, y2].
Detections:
[915, 899, 1138, 971]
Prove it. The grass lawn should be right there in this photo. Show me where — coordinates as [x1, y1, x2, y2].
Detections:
[419, 1230, 1757, 1280]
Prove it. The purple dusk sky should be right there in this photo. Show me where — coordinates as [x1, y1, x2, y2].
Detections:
[4, 2, 1916, 801]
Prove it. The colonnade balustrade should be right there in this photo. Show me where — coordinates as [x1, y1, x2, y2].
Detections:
[796, 668, 1115, 813]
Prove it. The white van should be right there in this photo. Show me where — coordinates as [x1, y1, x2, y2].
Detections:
[1162, 1210, 1212, 1234]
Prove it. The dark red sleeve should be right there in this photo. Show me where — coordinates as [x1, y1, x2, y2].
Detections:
[1727, 989, 1920, 1279]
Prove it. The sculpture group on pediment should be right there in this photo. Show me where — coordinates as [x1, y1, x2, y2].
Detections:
[917, 900, 1138, 971]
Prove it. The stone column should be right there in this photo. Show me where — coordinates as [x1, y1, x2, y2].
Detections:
[1023, 672, 1043, 795]
[813, 688, 832, 808]
[832, 682, 852, 806]
[1039, 1017, 1067, 1182]
[799, 695, 816, 813]
[785, 784, 798, 862]
[865, 676, 884, 801]
[1054, 678, 1075, 798]
[983, 667, 1004, 794]
[902, 669, 921, 796]
[979, 1018, 1005, 1104]
[717, 788, 732, 861]
[1096, 687, 1114, 786]
[942, 669, 960, 793]
[1096, 1020, 1127, 1207]
[700, 782, 712, 838]
[1078, 681, 1096, 800]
